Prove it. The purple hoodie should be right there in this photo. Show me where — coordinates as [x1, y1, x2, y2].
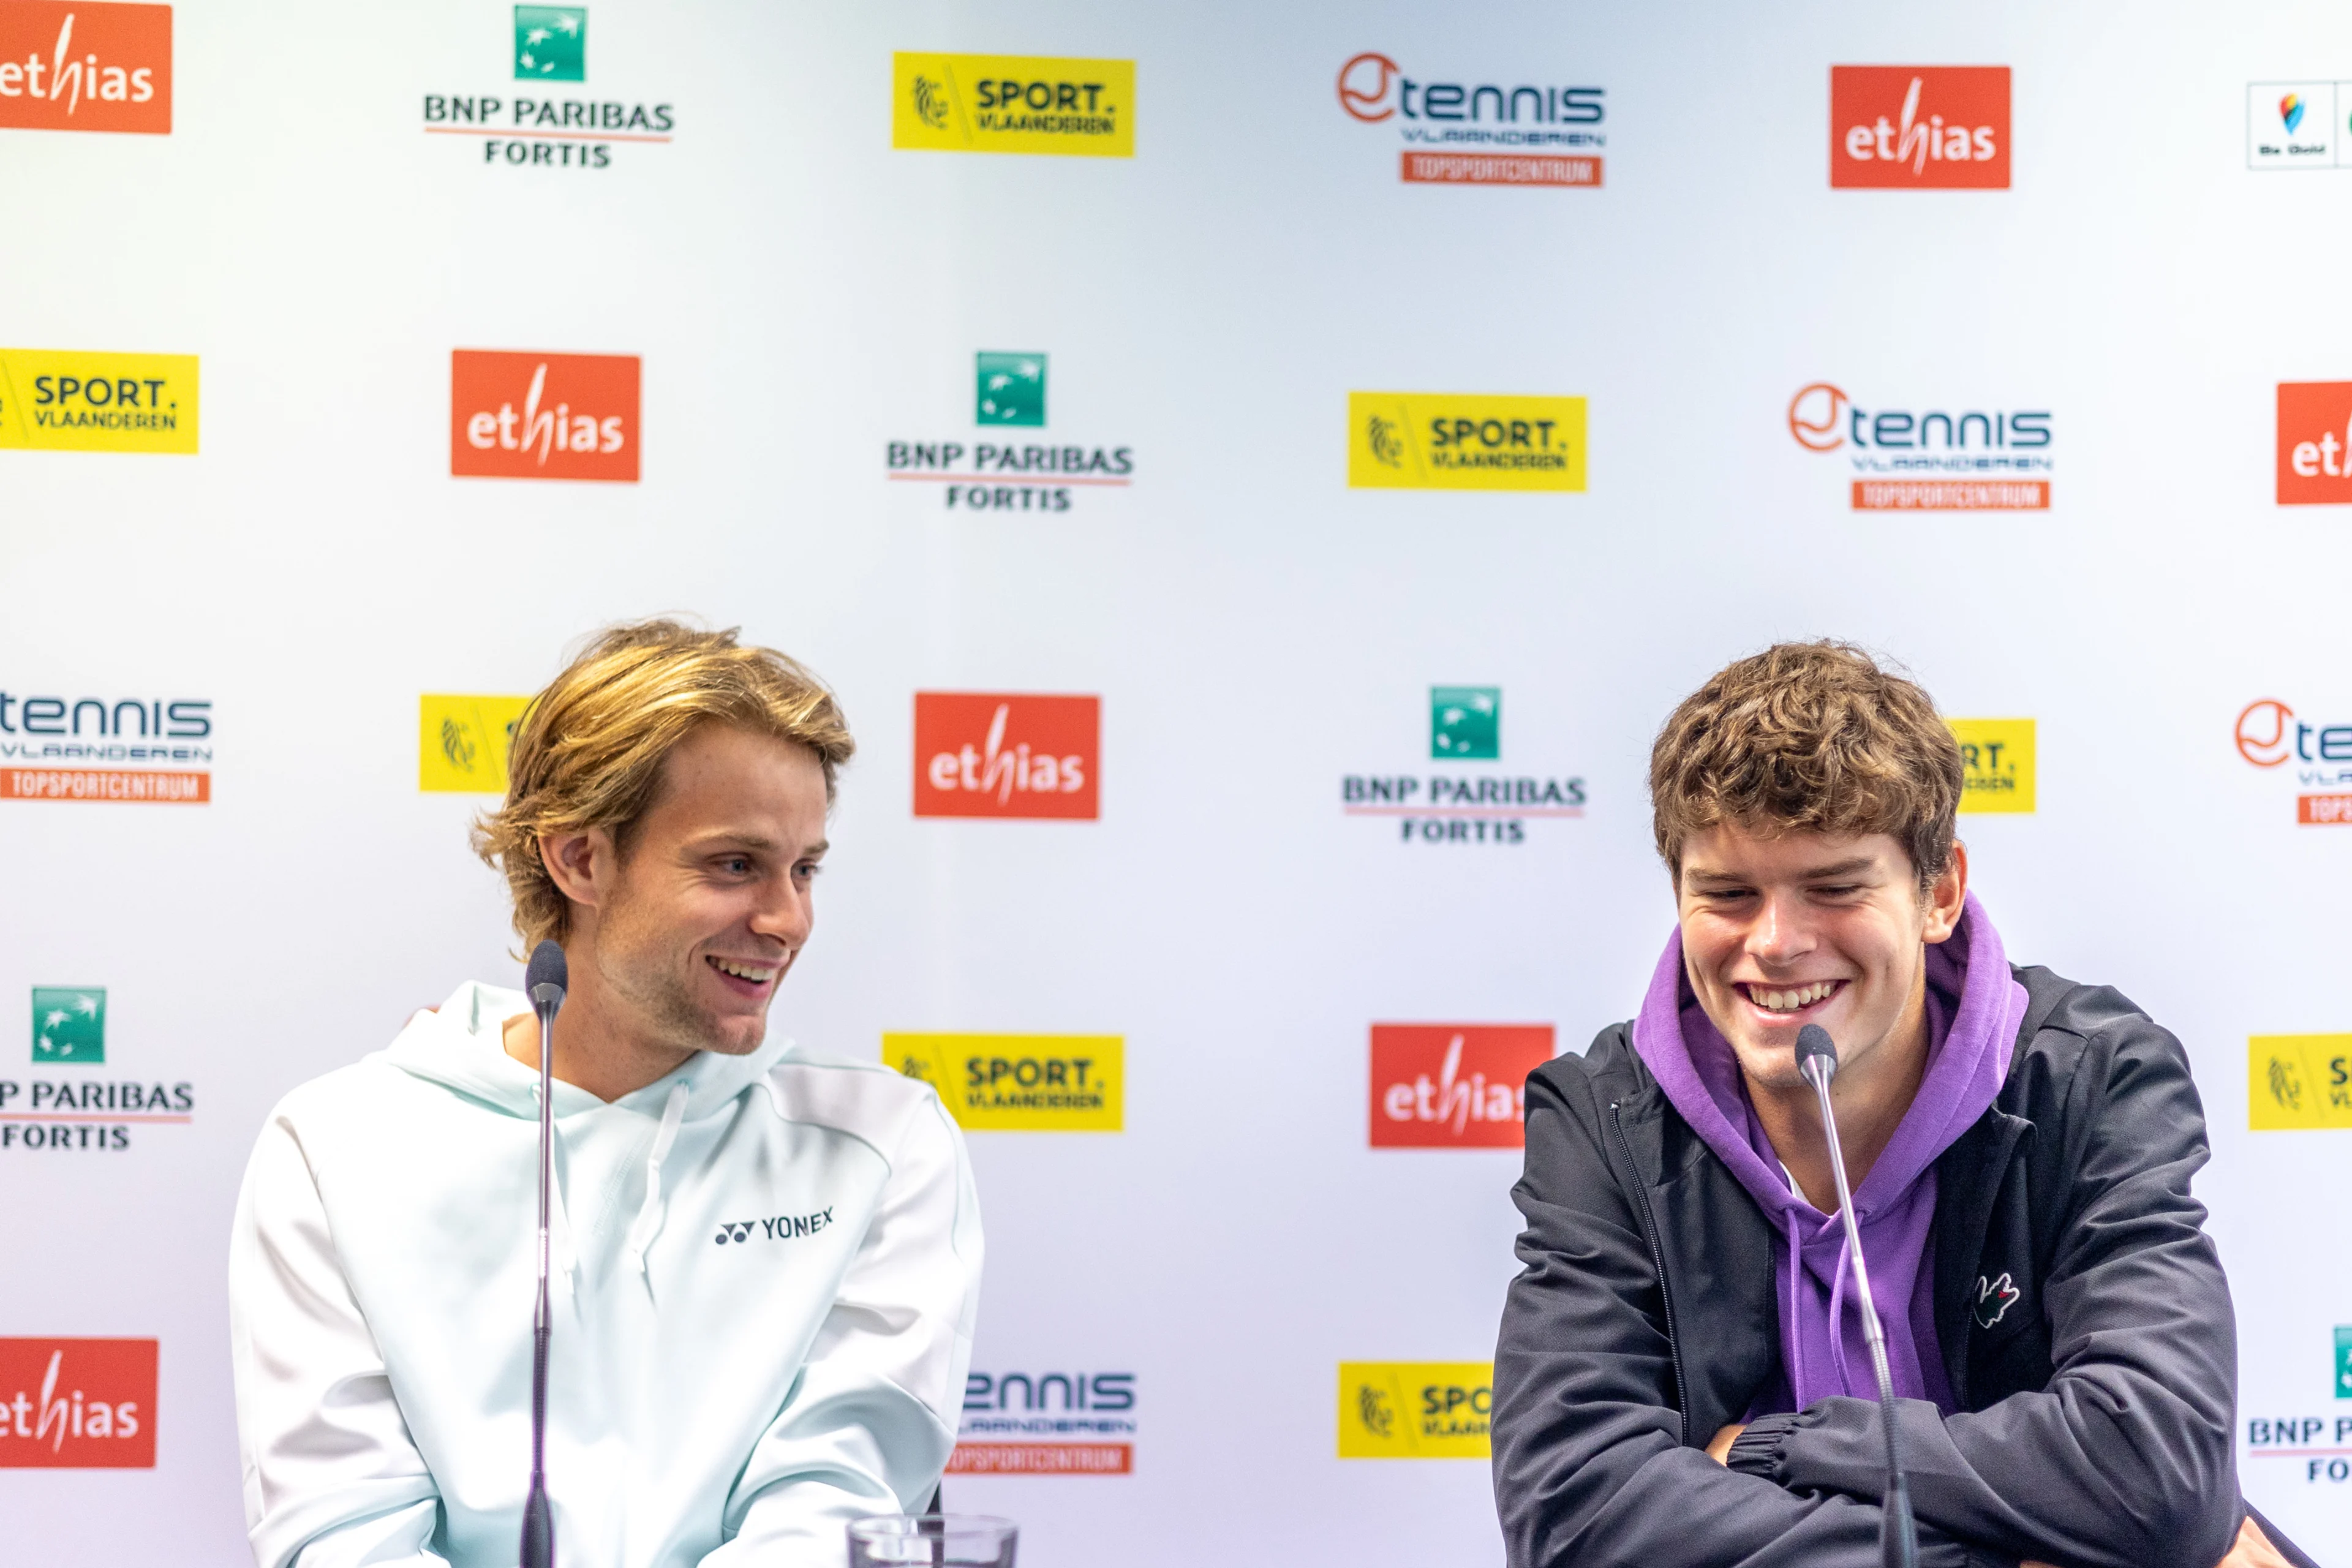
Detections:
[1630, 894, 2027, 1416]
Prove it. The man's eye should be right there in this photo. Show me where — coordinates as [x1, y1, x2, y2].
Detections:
[722, 857, 753, 875]
[795, 862, 823, 880]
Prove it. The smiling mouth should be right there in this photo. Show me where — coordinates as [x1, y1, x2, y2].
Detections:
[707, 955, 782, 987]
[1737, 979, 1844, 1015]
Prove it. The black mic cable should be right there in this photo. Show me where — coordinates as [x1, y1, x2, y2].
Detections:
[522, 940, 567, 1568]
[1794, 1023, 1919, 1568]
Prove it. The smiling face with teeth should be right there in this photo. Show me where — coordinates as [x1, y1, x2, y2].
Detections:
[526, 723, 832, 1099]
[1675, 823, 1966, 1101]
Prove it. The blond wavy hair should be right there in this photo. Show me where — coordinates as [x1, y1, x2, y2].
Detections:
[472, 619, 854, 948]
[1649, 641, 1962, 888]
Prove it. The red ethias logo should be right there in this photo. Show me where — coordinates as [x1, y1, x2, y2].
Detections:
[1369, 1024, 1554, 1148]
[0, 2, 171, 135]
[913, 693, 1099, 820]
[450, 350, 639, 483]
[0, 1339, 156, 1468]
[2277, 383, 2352, 505]
[1830, 67, 2008, 189]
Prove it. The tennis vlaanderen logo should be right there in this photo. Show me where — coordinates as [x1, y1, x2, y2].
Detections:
[2235, 697, 2352, 824]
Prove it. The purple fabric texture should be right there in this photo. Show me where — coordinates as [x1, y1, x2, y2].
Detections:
[1629, 894, 2027, 1415]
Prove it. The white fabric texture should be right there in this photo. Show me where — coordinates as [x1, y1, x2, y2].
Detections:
[228, 982, 983, 1568]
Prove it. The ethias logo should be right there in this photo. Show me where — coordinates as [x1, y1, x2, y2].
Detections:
[1830, 67, 2008, 189]
[912, 693, 1098, 819]
[1335, 52, 1603, 187]
[1370, 1025, 1552, 1148]
[0, 1340, 154, 1467]
[2275, 382, 2352, 503]
[450, 350, 637, 482]
[0, 2, 169, 135]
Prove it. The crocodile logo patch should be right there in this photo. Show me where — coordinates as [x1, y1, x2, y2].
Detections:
[1973, 1272, 2021, 1329]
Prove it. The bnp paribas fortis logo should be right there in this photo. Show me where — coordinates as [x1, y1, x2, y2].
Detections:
[1431, 687, 1499, 760]
[977, 353, 1044, 426]
[888, 1033, 1122, 1132]
[0, 350, 197, 454]
[2250, 1035, 2352, 1130]
[31, 989, 104, 1065]
[892, 53, 1134, 157]
[1337, 1363, 1492, 1458]
[1948, 718, 2034, 814]
[418, 695, 532, 793]
[514, 6, 584, 81]
[1349, 393, 1585, 492]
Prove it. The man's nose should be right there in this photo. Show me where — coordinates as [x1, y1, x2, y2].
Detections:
[749, 880, 813, 949]
[1748, 892, 1814, 965]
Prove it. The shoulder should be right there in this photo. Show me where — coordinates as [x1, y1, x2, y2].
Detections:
[1528, 1021, 1651, 1105]
[2005, 963, 2203, 1126]
[758, 1047, 959, 1163]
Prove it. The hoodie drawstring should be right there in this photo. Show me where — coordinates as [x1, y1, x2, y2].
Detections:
[622, 1084, 689, 1283]
[1825, 1216, 1856, 1399]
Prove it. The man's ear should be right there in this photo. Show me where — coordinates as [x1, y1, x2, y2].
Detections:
[1921, 839, 1969, 944]
[540, 827, 615, 918]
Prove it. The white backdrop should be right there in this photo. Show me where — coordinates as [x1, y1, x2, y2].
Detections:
[6, 0, 2352, 1561]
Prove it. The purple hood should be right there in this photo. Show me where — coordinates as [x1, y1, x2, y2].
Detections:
[1630, 894, 2027, 1415]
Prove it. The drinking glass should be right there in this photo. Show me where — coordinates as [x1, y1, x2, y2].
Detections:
[846, 1514, 1017, 1568]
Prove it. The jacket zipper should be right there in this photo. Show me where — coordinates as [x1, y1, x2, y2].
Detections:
[1610, 1101, 1689, 1448]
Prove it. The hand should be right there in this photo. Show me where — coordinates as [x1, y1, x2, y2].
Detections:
[1705, 1423, 1745, 1464]
[2024, 1512, 2291, 1568]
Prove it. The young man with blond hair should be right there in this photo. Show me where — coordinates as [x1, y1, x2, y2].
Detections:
[1493, 643, 2301, 1568]
[230, 621, 982, 1568]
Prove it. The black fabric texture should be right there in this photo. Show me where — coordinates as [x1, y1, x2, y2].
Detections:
[1490, 964, 2242, 1568]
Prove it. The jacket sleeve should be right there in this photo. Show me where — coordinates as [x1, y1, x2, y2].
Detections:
[228, 1107, 450, 1568]
[702, 1089, 985, 1567]
[1743, 1009, 2239, 1568]
[1493, 1063, 2008, 1568]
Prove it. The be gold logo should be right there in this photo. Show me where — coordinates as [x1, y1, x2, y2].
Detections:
[1348, 393, 1585, 492]
[1336, 1362, 1492, 1458]
[892, 53, 1133, 157]
[2250, 1035, 2352, 1130]
[418, 695, 532, 794]
[887, 1033, 1122, 1131]
[1948, 718, 2035, 814]
[0, 350, 196, 453]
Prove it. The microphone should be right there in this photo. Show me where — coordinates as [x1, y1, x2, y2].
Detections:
[521, 941, 566, 1568]
[1793, 1023, 1918, 1568]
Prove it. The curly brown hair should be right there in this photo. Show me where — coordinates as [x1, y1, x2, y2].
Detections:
[471, 619, 854, 949]
[1649, 641, 1962, 888]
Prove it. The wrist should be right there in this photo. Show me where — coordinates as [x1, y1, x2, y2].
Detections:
[1724, 1411, 1801, 1479]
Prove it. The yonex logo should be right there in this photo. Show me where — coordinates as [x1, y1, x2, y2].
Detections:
[712, 1207, 834, 1246]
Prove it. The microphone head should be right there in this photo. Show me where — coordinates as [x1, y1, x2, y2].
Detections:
[1794, 1023, 1838, 1076]
[525, 940, 567, 1011]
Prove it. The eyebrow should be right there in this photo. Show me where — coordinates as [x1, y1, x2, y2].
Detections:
[1684, 855, 1878, 884]
[688, 833, 829, 857]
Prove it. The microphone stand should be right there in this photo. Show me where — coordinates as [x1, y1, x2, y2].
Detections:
[522, 948, 564, 1568]
[1801, 1050, 1920, 1568]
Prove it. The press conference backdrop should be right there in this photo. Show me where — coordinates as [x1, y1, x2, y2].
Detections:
[4, 0, 2352, 1561]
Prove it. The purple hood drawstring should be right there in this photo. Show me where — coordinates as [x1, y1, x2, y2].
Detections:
[1630, 893, 2027, 1415]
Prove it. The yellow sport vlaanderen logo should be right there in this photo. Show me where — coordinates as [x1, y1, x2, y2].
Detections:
[419, 695, 532, 794]
[2250, 1035, 2352, 1129]
[892, 53, 1134, 157]
[1948, 718, 2035, 815]
[1336, 1363, 1492, 1459]
[1348, 393, 1586, 492]
[886, 1033, 1123, 1131]
[0, 350, 198, 454]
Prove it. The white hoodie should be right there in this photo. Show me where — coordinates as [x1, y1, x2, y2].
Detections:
[228, 982, 982, 1568]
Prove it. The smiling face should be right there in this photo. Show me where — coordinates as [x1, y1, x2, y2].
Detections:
[1675, 823, 1965, 1093]
[581, 723, 831, 1058]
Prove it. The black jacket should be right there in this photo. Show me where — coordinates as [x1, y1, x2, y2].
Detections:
[1491, 965, 2240, 1568]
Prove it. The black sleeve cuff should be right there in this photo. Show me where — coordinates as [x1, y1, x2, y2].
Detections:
[1724, 1411, 1802, 1479]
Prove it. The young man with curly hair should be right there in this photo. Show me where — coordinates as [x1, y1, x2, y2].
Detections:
[1492, 642, 2299, 1568]
[228, 621, 982, 1568]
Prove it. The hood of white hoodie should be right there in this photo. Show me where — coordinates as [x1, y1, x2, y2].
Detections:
[385, 980, 796, 1124]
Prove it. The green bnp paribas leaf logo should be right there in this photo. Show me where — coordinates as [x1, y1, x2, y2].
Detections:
[1431, 687, 1500, 760]
[32, 987, 105, 1064]
[514, 6, 586, 81]
[976, 352, 1046, 428]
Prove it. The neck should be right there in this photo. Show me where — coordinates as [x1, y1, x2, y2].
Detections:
[1747, 963, 1930, 1213]
[502, 937, 695, 1102]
